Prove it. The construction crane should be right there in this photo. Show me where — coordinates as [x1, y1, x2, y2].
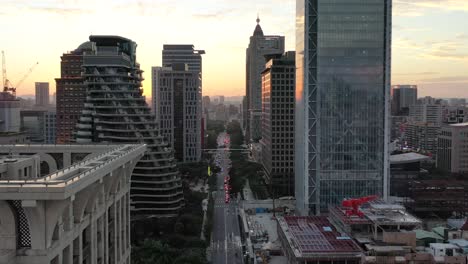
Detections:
[1, 50, 39, 97]
[342, 195, 378, 218]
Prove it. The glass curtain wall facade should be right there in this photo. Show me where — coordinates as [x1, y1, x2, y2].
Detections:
[295, 0, 391, 215]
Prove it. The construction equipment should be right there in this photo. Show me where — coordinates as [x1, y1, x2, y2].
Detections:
[1, 50, 38, 97]
[342, 195, 378, 218]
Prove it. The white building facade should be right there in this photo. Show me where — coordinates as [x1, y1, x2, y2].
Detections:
[0, 144, 145, 264]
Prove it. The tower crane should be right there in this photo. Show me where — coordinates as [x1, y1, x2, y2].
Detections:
[1, 50, 39, 97]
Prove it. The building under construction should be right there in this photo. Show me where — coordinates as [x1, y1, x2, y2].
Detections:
[405, 180, 468, 218]
[277, 216, 364, 264]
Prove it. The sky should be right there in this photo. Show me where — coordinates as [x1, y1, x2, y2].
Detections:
[1, 0, 467, 99]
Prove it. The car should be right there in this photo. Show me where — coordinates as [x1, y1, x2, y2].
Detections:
[219, 186, 224, 191]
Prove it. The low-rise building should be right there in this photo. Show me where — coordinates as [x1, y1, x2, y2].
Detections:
[277, 216, 363, 264]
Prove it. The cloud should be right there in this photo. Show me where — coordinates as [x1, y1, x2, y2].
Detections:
[427, 51, 468, 60]
[456, 33, 468, 39]
[28, 6, 90, 15]
[394, 0, 468, 16]
[193, 9, 235, 19]
[394, 72, 439, 76]
[420, 76, 468, 83]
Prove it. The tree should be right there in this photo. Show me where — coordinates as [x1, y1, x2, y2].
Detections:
[132, 240, 174, 264]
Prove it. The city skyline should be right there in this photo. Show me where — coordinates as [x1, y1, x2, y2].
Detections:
[2, 0, 468, 98]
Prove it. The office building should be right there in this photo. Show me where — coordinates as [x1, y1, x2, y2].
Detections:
[20, 110, 56, 144]
[0, 144, 145, 264]
[0, 91, 20, 133]
[152, 64, 202, 163]
[391, 85, 417, 116]
[246, 17, 285, 142]
[295, 0, 391, 215]
[55, 42, 91, 144]
[219, 95, 225, 104]
[35, 82, 49, 106]
[260, 52, 295, 196]
[74, 36, 183, 217]
[162, 44, 205, 73]
[437, 123, 468, 173]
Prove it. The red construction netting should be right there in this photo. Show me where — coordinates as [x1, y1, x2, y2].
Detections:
[284, 216, 362, 254]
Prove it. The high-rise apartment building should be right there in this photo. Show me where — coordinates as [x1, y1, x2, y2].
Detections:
[391, 85, 417, 116]
[35, 82, 49, 106]
[55, 42, 91, 144]
[74, 36, 183, 217]
[246, 17, 285, 142]
[152, 64, 202, 163]
[437, 123, 468, 173]
[0, 144, 145, 264]
[162, 45, 205, 73]
[295, 0, 391, 215]
[260, 52, 295, 196]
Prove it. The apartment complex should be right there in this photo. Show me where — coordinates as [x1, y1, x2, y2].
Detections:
[152, 64, 202, 163]
[260, 52, 295, 196]
[74, 35, 183, 217]
[55, 42, 90, 144]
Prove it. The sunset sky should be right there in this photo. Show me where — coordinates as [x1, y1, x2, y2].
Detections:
[1, 0, 467, 98]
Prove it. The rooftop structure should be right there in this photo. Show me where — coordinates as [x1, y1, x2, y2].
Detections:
[390, 152, 431, 164]
[329, 199, 421, 240]
[277, 216, 363, 263]
[0, 144, 145, 264]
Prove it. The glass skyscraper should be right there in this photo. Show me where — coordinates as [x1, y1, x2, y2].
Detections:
[295, 0, 391, 215]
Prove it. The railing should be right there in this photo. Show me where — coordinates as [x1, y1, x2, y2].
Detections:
[0, 144, 146, 187]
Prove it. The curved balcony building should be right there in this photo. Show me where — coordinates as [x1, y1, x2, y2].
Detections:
[75, 35, 183, 218]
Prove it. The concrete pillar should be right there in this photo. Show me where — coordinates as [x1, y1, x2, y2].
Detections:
[63, 152, 72, 168]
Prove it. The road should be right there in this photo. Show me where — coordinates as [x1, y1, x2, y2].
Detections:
[211, 132, 244, 264]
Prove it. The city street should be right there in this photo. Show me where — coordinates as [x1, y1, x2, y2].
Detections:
[211, 132, 244, 264]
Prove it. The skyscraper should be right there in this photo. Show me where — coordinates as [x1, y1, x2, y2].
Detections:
[260, 51, 296, 196]
[245, 17, 285, 142]
[295, 0, 391, 215]
[74, 36, 183, 217]
[55, 42, 90, 144]
[152, 64, 202, 163]
[391, 85, 417, 116]
[35, 82, 49, 106]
